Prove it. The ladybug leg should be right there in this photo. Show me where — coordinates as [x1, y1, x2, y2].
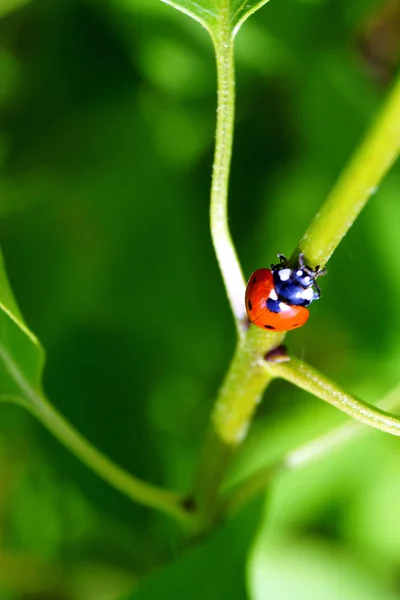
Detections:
[298, 253, 305, 268]
[272, 254, 288, 269]
[313, 280, 321, 299]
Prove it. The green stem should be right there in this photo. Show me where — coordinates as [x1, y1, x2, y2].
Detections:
[0, 394, 28, 405]
[210, 24, 247, 337]
[283, 381, 400, 466]
[212, 327, 283, 445]
[193, 13, 288, 526]
[295, 74, 400, 268]
[268, 357, 400, 436]
[28, 397, 191, 523]
[0, 349, 191, 524]
[194, 326, 283, 523]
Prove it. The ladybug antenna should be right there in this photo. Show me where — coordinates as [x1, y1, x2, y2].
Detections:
[277, 254, 287, 265]
[272, 254, 288, 269]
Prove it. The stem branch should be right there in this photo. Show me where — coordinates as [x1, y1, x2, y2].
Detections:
[28, 396, 190, 522]
[269, 357, 400, 436]
[0, 349, 190, 524]
[296, 75, 400, 268]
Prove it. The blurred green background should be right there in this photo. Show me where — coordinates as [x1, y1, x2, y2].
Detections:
[1, 0, 400, 598]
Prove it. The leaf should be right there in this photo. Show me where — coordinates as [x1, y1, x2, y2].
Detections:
[160, 0, 272, 39]
[0, 247, 44, 399]
[230, 0, 272, 36]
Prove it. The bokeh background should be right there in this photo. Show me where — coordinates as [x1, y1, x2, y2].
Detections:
[1, 0, 400, 598]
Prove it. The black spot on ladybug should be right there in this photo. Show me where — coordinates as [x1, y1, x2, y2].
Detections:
[291, 323, 299, 328]
[264, 325, 275, 329]
[252, 276, 257, 284]
[247, 300, 253, 310]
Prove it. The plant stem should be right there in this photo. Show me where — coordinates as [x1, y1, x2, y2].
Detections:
[295, 74, 400, 268]
[28, 396, 191, 522]
[210, 23, 247, 337]
[283, 381, 400, 466]
[212, 328, 282, 446]
[194, 327, 283, 523]
[268, 356, 400, 436]
[194, 16, 289, 522]
[0, 348, 191, 524]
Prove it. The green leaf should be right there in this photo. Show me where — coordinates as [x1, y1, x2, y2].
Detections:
[230, 0, 272, 36]
[160, 0, 272, 38]
[0, 247, 44, 399]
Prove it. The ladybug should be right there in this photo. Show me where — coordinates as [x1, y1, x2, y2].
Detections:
[245, 253, 326, 332]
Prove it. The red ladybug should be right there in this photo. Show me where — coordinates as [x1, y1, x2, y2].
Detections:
[245, 254, 326, 332]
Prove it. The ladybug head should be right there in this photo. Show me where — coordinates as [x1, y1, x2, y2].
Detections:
[292, 254, 326, 288]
